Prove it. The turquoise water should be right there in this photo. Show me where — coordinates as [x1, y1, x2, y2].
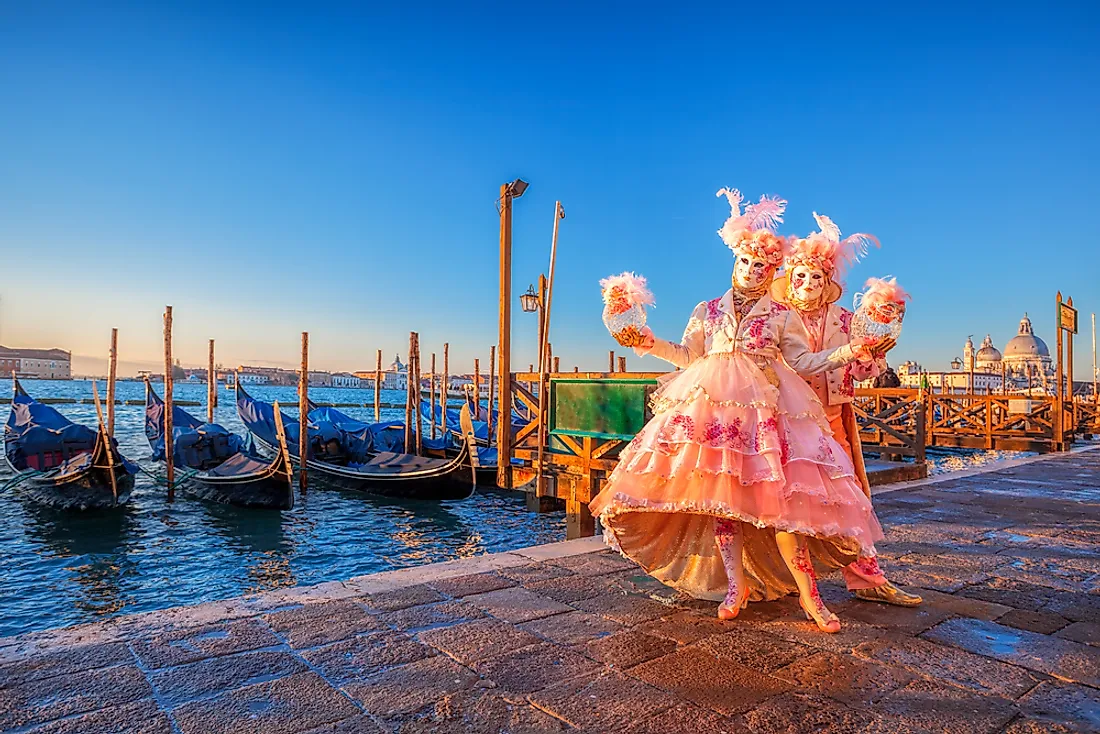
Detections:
[0, 379, 564, 638]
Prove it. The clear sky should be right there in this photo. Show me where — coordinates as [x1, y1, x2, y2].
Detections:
[1, 2, 1098, 378]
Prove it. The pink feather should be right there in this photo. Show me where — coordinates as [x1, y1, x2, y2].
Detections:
[855, 276, 911, 308]
[599, 271, 656, 308]
[741, 195, 786, 233]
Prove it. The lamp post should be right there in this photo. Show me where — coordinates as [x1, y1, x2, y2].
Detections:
[496, 179, 528, 489]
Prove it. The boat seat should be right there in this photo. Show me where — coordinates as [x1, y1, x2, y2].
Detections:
[360, 452, 446, 473]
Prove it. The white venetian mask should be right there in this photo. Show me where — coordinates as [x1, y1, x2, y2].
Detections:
[733, 253, 773, 290]
[789, 264, 828, 304]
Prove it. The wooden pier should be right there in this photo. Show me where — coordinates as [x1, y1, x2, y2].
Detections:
[500, 373, 1090, 539]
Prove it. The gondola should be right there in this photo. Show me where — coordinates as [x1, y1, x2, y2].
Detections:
[4, 376, 136, 510]
[144, 380, 294, 510]
[236, 382, 475, 501]
[418, 399, 526, 483]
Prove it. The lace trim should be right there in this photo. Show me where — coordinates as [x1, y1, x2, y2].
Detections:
[618, 447, 855, 482]
[597, 494, 880, 557]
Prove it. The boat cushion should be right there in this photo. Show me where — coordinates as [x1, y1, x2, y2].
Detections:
[206, 453, 271, 477]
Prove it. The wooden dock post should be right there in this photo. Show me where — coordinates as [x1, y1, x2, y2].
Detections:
[553, 356, 560, 372]
[1068, 296, 1076, 438]
[618, 356, 627, 373]
[163, 307, 175, 499]
[413, 332, 423, 455]
[207, 339, 216, 424]
[496, 180, 527, 490]
[1055, 292, 1064, 451]
[405, 332, 415, 454]
[442, 343, 449, 436]
[488, 345, 496, 440]
[299, 332, 309, 493]
[374, 349, 382, 422]
[430, 352, 437, 439]
[473, 358, 481, 419]
[608, 350, 615, 372]
[107, 328, 117, 437]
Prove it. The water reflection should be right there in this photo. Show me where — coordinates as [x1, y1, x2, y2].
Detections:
[20, 504, 139, 617]
[201, 502, 297, 592]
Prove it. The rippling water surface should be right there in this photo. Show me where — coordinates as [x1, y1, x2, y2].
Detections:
[0, 380, 564, 637]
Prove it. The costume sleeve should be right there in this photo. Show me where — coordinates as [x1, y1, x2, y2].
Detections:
[780, 311, 859, 376]
[637, 302, 707, 369]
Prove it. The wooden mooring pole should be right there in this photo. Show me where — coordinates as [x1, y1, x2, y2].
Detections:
[488, 345, 496, 440]
[299, 332, 309, 494]
[413, 332, 423, 455]
[207, 339, 216, 424]
[163, 307, 175, 500]
[405, 333, 415, 454]
[608, 350, 615, 372]
[430, 352, 437, 439]
[442, 343, 449, 434]
[473, 358, 481, 420]
[374, 349, 382, 422]
[618, 356, 627, 373]
[107, 328, 117, 437]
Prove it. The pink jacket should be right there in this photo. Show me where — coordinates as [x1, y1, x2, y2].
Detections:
[793, 304, 881, 406]
[641, 290, 859, 375]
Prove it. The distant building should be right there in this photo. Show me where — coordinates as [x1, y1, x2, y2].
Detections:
[236, 372, 270, 385]
[308, 370, 332, 387]
[356, 354, 408, 391]
[0, 346, 71, 379]
[331, 372, 361, 388]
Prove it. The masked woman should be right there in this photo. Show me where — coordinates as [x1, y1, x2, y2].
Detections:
[771, 214, 921, 607]
[589, 190, 885, 633]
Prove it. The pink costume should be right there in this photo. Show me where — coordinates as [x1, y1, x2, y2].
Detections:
[589, 193, 885, 610]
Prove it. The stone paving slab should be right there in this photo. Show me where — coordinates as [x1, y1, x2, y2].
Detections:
[1, 447, 1099, 733]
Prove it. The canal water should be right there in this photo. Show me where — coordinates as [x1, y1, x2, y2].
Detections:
[0, 379, 564, 638]
[1, 380, 1035, 637]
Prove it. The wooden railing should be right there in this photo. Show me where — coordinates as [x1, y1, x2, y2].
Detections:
[501, 376, 1078, 538]
[851, 389, 925, 461]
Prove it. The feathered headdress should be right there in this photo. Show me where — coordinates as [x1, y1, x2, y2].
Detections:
[854, 276, 911, 310]
[716, 188, 788, 266]
[786, 212, 879, 277]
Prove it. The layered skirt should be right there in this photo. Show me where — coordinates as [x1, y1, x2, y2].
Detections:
[588, 350, 885, 602]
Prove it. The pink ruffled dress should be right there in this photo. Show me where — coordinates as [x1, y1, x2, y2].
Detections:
[589, 289, 885, 602]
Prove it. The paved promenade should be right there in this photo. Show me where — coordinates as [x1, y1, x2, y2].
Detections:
[2, 449, 1098, 733]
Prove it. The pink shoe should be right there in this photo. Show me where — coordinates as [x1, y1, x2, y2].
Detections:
[799, 597, 841, 634]
[717, 585, 749, 620]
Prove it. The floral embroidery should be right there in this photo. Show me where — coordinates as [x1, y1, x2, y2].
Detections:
[780, 428, 791, 464]
[840, 366, 855, 397]
[838, 309, 853, 334]
[792, 544, 828, 615]
[725, 419, 746, 448]
[706, 297, 722, 320]
[814, 435, 837, 464]
[701, 418, 747, 448]
[742, 317, 769, 350]
[702, 420, 725, 444]
[656, 413, 695, 448]
[852, 555, 884, 578]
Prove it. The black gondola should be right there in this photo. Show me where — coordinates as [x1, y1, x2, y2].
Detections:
[4, 376, 136, 510]
[236, 381, 475, 501]
[144, 380, 294, 510]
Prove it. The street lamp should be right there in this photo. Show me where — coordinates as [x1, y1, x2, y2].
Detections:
[520, 284, 540, 313]
[951, 357, 963, 370]
[507, 179, 529, 198]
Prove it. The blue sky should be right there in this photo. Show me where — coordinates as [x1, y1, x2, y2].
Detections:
[1, 2, 1098, 378]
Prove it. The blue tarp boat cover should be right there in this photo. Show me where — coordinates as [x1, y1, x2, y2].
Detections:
[145, 388, 246, 469]
[238, 389, 449, 463]
[6, 383, 135, 474]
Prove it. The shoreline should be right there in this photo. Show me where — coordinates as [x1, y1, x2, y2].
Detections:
[5, 441, 1098, 655]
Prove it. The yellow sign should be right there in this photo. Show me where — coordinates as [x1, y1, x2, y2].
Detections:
[1059, 302, 1078, 334]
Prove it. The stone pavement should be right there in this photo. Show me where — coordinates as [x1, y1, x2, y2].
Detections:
[1, 449, 1098, 734]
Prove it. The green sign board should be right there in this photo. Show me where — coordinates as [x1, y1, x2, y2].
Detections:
[548, 378, 657, 441]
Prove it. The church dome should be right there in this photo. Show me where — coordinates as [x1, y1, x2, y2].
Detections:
[975, 335, 1002, 363]
[1004, 314, 1049, 359]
